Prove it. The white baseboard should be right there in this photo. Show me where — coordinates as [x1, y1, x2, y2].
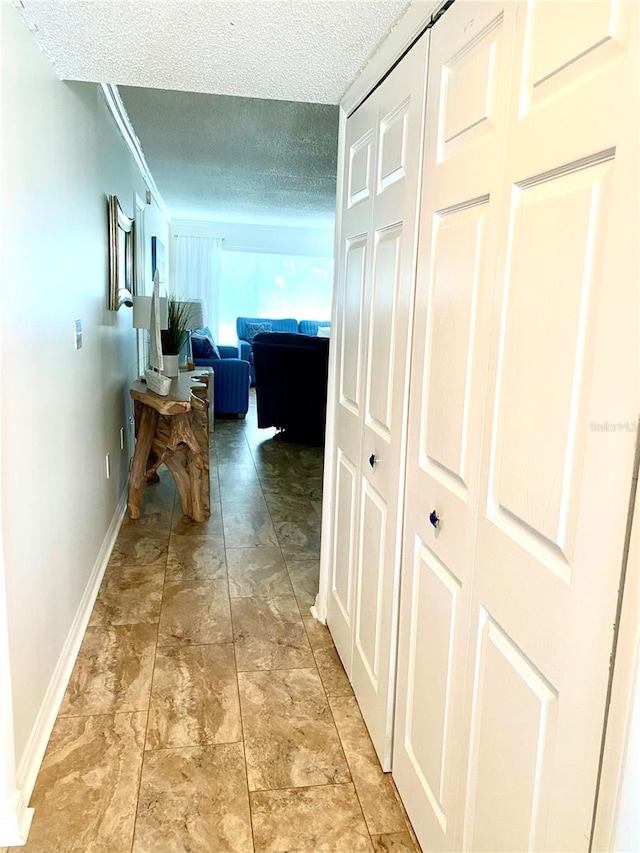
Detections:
[11, 490, 127, 834]
[0, 790, 33, 847]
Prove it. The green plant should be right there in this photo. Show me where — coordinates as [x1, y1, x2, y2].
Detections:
[161, 296, 191, 355]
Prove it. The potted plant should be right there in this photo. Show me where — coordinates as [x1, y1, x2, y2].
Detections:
[161, 296, 190, 377]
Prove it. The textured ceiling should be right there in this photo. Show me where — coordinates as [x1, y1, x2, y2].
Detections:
[18, 0, 413, 224]
[119, 86, 340, 224]
[19, 0, 413, 104]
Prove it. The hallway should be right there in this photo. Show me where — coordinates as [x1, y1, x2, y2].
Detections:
[8, 396, 418, 852]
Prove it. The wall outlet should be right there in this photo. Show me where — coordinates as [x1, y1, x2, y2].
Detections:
[105, 453, 111, 479]
[120, 427, 125, 450]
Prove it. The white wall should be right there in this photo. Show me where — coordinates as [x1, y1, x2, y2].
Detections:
[0, 1, 168, 833]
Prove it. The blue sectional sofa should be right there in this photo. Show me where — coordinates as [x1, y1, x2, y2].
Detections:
[192, 330, 250, 417]
[237, 317, 331, 383]
[252, 331, 330, 444]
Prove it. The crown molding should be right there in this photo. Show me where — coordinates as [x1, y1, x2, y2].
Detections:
[100, 83, 170, 218]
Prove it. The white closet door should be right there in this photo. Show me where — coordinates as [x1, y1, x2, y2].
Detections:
[351, 35, 429, 768]
[463, 2, 638, 850]
[327, 35, 429, 768]
[392, 3, 518, 849]
[328, 95, 378, 671]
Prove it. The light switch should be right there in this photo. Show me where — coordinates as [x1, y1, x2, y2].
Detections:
[74, 319, 83, 350]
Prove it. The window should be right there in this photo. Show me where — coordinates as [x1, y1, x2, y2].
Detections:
[218, 250, 333, 344]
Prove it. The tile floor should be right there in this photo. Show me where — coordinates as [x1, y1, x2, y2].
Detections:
[9, 395, 419, 853]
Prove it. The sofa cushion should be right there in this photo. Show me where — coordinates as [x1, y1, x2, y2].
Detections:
[192, 328, 221, 359]
[244, 321, 273, 343]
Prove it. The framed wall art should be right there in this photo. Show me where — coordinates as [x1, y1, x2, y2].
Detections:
[108, 194, 134, 310]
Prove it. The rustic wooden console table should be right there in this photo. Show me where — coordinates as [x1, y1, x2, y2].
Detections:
[127, 370, 212, 522]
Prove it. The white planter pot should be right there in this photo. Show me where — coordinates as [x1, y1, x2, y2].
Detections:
[163, 354, 179, 378]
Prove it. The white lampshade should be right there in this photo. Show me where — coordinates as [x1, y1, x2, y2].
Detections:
[132, 296, 168, 329]
[177, 299, 205, 330]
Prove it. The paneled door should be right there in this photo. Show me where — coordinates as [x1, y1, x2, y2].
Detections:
[392, 3, 518, 849]
[327, 34, 429, 767]
[394, 1, 639, 851]
[463, 2, 638, 849]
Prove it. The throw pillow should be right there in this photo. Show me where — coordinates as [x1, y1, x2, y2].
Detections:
[317, 325, 331, 338]
[191, 329, 221, 360]
[244, 321, 272, 343]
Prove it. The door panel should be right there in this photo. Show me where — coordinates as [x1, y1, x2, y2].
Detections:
[354, 480, 387, 686]
[366, 224, 402, 435]
[440, 11, 506, 160]
[466, 1, 638, 850]
[350, 36, 430, 767]
[403, 538, 462, 834]
[490, 158, 614, 571]
[327, 33, 429, 767]
[379, 98, 410, 191]
[340, 238, 367, 411]
[328, 96, 378, 668]
[393, 3, 518, 849]
[525, 0, 627, 108]
[464, 610, 558, 852]
[424, 202, 488, 490]
[332, 451, 358, 627]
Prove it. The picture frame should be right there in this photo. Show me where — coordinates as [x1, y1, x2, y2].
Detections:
[151, 236, 165, 283]
[108, 194, 134, 310]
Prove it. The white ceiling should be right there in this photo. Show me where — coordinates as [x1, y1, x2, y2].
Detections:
[18, 0, 413, 104]
[119, 86, 340, 224]
[18, 0, 414, 224]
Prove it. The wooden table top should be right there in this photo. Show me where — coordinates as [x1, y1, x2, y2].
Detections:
[130, 370, 211, 416]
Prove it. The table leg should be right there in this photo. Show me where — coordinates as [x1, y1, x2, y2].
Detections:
[127, 403, 159, 519]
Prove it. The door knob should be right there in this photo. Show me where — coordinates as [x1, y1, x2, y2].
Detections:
[369, 453, 378, 469]
[429, 510, 440, 530]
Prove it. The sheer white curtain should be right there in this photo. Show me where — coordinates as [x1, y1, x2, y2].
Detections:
[174, 236, 223, 336]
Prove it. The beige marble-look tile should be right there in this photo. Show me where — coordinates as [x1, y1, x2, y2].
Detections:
[238, 668, 350, 791]
[227, 547, 293, 598]
[146, 643, 241, 750]
[131, 477, 176, 513]
[223, 511, 279, 548]
[221, 490, 269, 513]
[232, 596, 313, 671]
[273, 517, 321, 559]
[371, 832, 420, 852]
[303, 615, 335, 651]
[89, 566, 163, 626]
[132, 743, 252, 853]
[260, 475, 322, 501]
[250, 784, 373, 853]
[12, 713, 145, 853]
[286, 559, 320, 608]
[217, 463, 259, 485]
[60, 624, 156, 716]
[108, 531, 168, 569]
[119, 505, 173, 534]
[157, 578, 232, 646]
[329, 695, 408, 836]
[170, 509, 223, 538]
[263, 492, 317, 519]
[315, 647, 353, 698]
[165, 535, 227, 580]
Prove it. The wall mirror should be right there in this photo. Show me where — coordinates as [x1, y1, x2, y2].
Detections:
[108, 194, 134, 310]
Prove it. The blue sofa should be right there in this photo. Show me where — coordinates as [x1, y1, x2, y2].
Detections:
[192, 331, 250, 417]
[237, 317, 330, 383]
[298, 320, 331, 337]
[253, 332, 330, 444]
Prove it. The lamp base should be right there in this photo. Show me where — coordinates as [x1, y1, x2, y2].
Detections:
[163, 355, 179, 378]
